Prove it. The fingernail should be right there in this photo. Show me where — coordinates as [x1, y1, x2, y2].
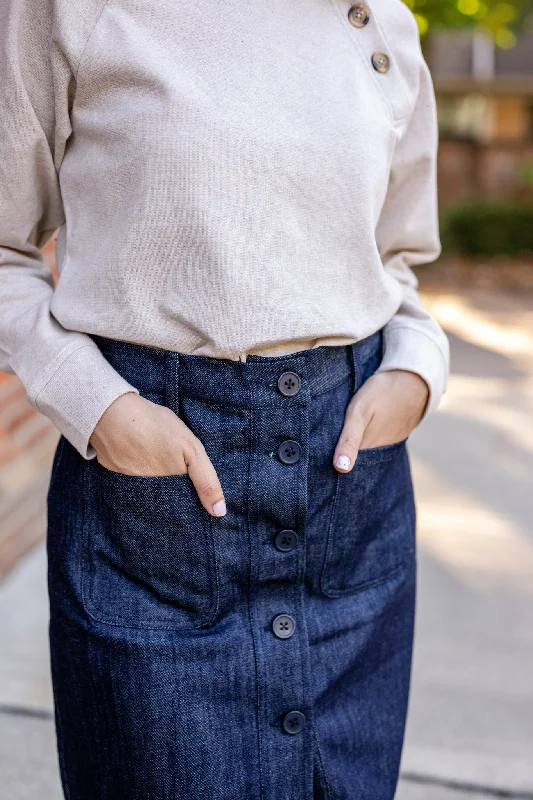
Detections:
[212, 499, 227, 517]
[335, 455, 351, 470]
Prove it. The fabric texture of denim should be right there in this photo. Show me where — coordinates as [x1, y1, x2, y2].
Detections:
[46, 328, 417, 800]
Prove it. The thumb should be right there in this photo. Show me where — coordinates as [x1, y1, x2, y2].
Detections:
[332, 401, 369, 473]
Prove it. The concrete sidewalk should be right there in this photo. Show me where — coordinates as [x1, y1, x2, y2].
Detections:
[1, 284, 532, 799]
[398, 287, 533, 797]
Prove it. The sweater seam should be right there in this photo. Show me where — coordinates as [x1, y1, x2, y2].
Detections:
[369, 5, 413, 124]
[74, 0, 112, 81]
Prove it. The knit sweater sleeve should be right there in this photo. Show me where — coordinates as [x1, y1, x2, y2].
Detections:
[0, 0, 139, 460]
[374, 48, 450, 418]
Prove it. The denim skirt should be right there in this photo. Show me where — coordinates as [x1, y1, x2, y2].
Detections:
[46, 327, 417, 800]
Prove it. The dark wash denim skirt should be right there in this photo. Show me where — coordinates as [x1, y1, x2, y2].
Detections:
[46, 327, 417, 800]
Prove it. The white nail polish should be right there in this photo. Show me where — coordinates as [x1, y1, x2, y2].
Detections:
[212, 499, 227, 517]
[335, 455, 351, 470]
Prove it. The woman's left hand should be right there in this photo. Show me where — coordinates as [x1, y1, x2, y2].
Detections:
[332, 369, 429, 472]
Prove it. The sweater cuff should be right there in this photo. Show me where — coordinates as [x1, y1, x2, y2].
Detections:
[374, 325, 449, 418]
[32, 344, 140, 460]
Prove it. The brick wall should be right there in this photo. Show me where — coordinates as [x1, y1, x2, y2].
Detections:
[0, 237, 60, 577]
[438, 139, 533, 208]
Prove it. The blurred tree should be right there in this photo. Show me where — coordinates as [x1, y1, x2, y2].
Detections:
[404, 0, 533, 47]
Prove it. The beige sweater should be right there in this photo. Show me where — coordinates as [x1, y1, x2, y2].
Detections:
[0, 0, 449, 460]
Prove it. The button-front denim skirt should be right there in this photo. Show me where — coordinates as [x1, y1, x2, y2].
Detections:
[46, 328, 416, 800]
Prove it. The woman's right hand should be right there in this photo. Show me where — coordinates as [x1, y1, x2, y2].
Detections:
[88, 392, 227, 518]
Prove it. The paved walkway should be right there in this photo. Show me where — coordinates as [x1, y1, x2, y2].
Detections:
[399, 284, 533, 797]
[1, 283, 532, 799]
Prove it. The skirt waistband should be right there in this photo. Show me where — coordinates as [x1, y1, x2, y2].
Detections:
[89, 330, 383, 409]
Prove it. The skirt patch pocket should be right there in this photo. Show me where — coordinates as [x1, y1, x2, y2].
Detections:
[82, 461, 219, 631]
[321, 439, 415, 598]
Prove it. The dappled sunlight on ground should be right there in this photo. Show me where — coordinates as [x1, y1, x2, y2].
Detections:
[439, 374, 533, 455]
[397, 282, 533, 793]
[409, 287, 533, 593]
[422, 289, 533, 362]
[414, 458, 533, 594]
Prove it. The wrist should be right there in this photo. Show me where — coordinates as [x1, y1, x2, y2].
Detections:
[89, 391, 138, 450]
[375, 368, 429, 426]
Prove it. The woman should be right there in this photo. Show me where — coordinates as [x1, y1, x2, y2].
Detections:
[0, 0, 449, 797]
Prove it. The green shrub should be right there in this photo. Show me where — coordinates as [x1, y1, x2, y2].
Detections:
[517, 160, 533, 188]
[441, 201, 533, 257]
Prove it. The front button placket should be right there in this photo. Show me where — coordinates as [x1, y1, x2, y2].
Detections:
[342, 0, 410, 123]
[245, 357, 313, 797]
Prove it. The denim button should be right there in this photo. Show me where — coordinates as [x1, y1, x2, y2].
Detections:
[272, 614, 296, 639]
[277, 371, 301, 397]
[278, 440, 301, 465]
[282, 711, 306, 735]
[348, 4, 370, 27]
[275, 529, 298, 552]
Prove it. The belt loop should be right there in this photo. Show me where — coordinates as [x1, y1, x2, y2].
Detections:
[165, 352, 181, 416]
[350, 342, 359, 396]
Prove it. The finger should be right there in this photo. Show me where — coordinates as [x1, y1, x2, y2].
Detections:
[332, 404, 369, 473]
[183, 437, 227, 518]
